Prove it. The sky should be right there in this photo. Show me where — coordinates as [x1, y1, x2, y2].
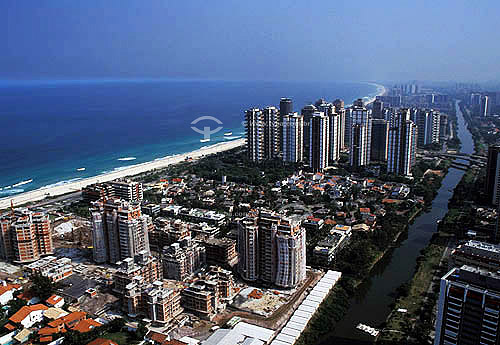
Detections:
[1, 1, 499, 82]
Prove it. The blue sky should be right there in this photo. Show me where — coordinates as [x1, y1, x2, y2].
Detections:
[2, 1, 499, 82]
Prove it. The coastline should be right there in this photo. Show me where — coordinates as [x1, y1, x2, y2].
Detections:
[0, 138, 245, 209]
[0, 81, 384, 209]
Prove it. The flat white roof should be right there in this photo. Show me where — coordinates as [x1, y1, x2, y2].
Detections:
[302, 299, 320, 308]
[309, 291, 327, 299]
[270, 340, 291, 345]
[289, 315, 309, 325]
[316, 282, 333, 289]
[312, 286, 330, 293]
[233, 322, 275, 342]
[294, 310, 313, 319]
[298, 305, 316, 314]
[275, 333, 296, 344]
[286, 321, 306, 331]
[281, 327, 301, 338]
[307, 294, 325, 302]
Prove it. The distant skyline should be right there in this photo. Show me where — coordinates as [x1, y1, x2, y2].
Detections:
[2, 1, 499, 82]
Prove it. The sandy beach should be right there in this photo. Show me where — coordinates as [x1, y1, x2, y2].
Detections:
[0, 138, 245, 209]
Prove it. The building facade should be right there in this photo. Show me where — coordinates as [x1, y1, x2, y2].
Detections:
[348, 100, 372, 168]
[245, 107, 280, 161]
[370, 119, 389, 162]
[0, 211, 53, 263]
[309, 112, 329, 172]
[485, 145, 500, 205]
[387, 111, 417, 176]
[416, 109, 440, 147]
[282, 113, 304, 163]
[91, 199, 151, 264]
[237, 210, 306, 288]
[434, 265, 500, 345]
[162, 237, 206, 281]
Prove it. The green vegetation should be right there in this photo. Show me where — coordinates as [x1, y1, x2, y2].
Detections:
[31, 273, 57, 301]
[378, 233, 450, 344]
[63, 200, 91, 218]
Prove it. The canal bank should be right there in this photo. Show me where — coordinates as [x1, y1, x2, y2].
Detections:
[320, 100, 474, 344]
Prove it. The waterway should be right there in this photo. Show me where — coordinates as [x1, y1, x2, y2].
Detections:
[322, 100, 473, 344]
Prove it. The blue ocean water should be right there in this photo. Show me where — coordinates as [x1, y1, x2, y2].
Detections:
[0, 79, 379, 196]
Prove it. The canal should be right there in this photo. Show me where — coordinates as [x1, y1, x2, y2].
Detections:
[322, 100, 474, 344]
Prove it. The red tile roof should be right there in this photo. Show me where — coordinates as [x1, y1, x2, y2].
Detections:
[46, 295, 64, 306]
[72, 319, 102, 333]
[9, 304, 48, 324]
[87, 339, 119, 345]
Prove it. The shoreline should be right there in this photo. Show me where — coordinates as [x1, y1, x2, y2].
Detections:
[0, 138, 245, 209]
[1, 82, 384, 209]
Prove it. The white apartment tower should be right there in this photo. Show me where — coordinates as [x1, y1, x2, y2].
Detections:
[387, 111, 417, 176]
[348, 99, 372, 168]
[282, 112, 304, 163]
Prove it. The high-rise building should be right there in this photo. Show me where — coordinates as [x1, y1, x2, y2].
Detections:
[262, 106, 281, 159]
[0, 211, 53, 263]
[237, 210, 307, 288]
[333, 99, 346, 150]
[91, 199, 151, 264]
[371, 119, 389, 162]
[480, 95, 490, 117]
[372, 99, 384, 119]
[124, 281, 182, 324]
[470, 93, 481, 106]
[301, 104, 318, 160]
[348, 99, 372, 168]
[439, 114, 448, 142]
[108, 180, 143, 203]
[434, 265, 500, 345]
[328, 112, 341, 164]
[237, 217, 259, 282]
[387, 111, 417, 176]
[162, 237, 206, 281]
[245, 107, 280, 161]
[485, 145, 500, 205]
[113, 250, 162, 295]
[280, 98, 293, 117]
[416, 109, 441, 148]
[282, 113, 304, 163]
[309, 112, 329, 172]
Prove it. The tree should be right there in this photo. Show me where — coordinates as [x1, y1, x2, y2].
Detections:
[31, 273, 56, 301]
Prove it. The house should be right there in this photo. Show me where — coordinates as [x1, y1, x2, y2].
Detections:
[46, 295, 65, 308]
[8, 304, 48, 328]
[72, 319, 102, 333]
[13, 328, 32, 343]
[87, 339, 119, 345]
[0, 283, 21, 305]
[145, 330, 169, 345]
[48, 311, 87, 329]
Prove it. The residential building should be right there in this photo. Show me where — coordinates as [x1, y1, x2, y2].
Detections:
[328, 112, 341, 164]
[372, 99, 384, 119]
[25, 256, 73, 282]
[280, 98, 293, 117]
[387, 111, 417, 176]
[313, 227, 352, 264]
[348, 99, 372, 168]
[124, 281, 182, 324]
[309, 112, 329, 172]
[0, 283, 21, 306]
[370, 119, 389, 162]
[485, 145, 500, 205]
[451, 240, 500, 272]
[333, 99, 346, 150]
[113, 251, 162, 295]
[245, 107, 280, 161]
[237, 217, 259, 282]
[301, 104, 318, 161]
[91, 198, 151, 264]
[237, 210, 307, 288]
[480, 95, 490, 117]
[108, 180, 143, 203]
[0, 211, 53, 263]
[439, 113, 448, 142]
[204, 238, 238, 268]
[282, 112, 304, 163]
[434, 265, 500, 345]
[162, 237, 206, 281]
[8, 304, 48, 329]
[416, 109, 440, 147]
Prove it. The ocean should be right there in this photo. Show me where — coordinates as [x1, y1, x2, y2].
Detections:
[0, 79, 381, 196]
